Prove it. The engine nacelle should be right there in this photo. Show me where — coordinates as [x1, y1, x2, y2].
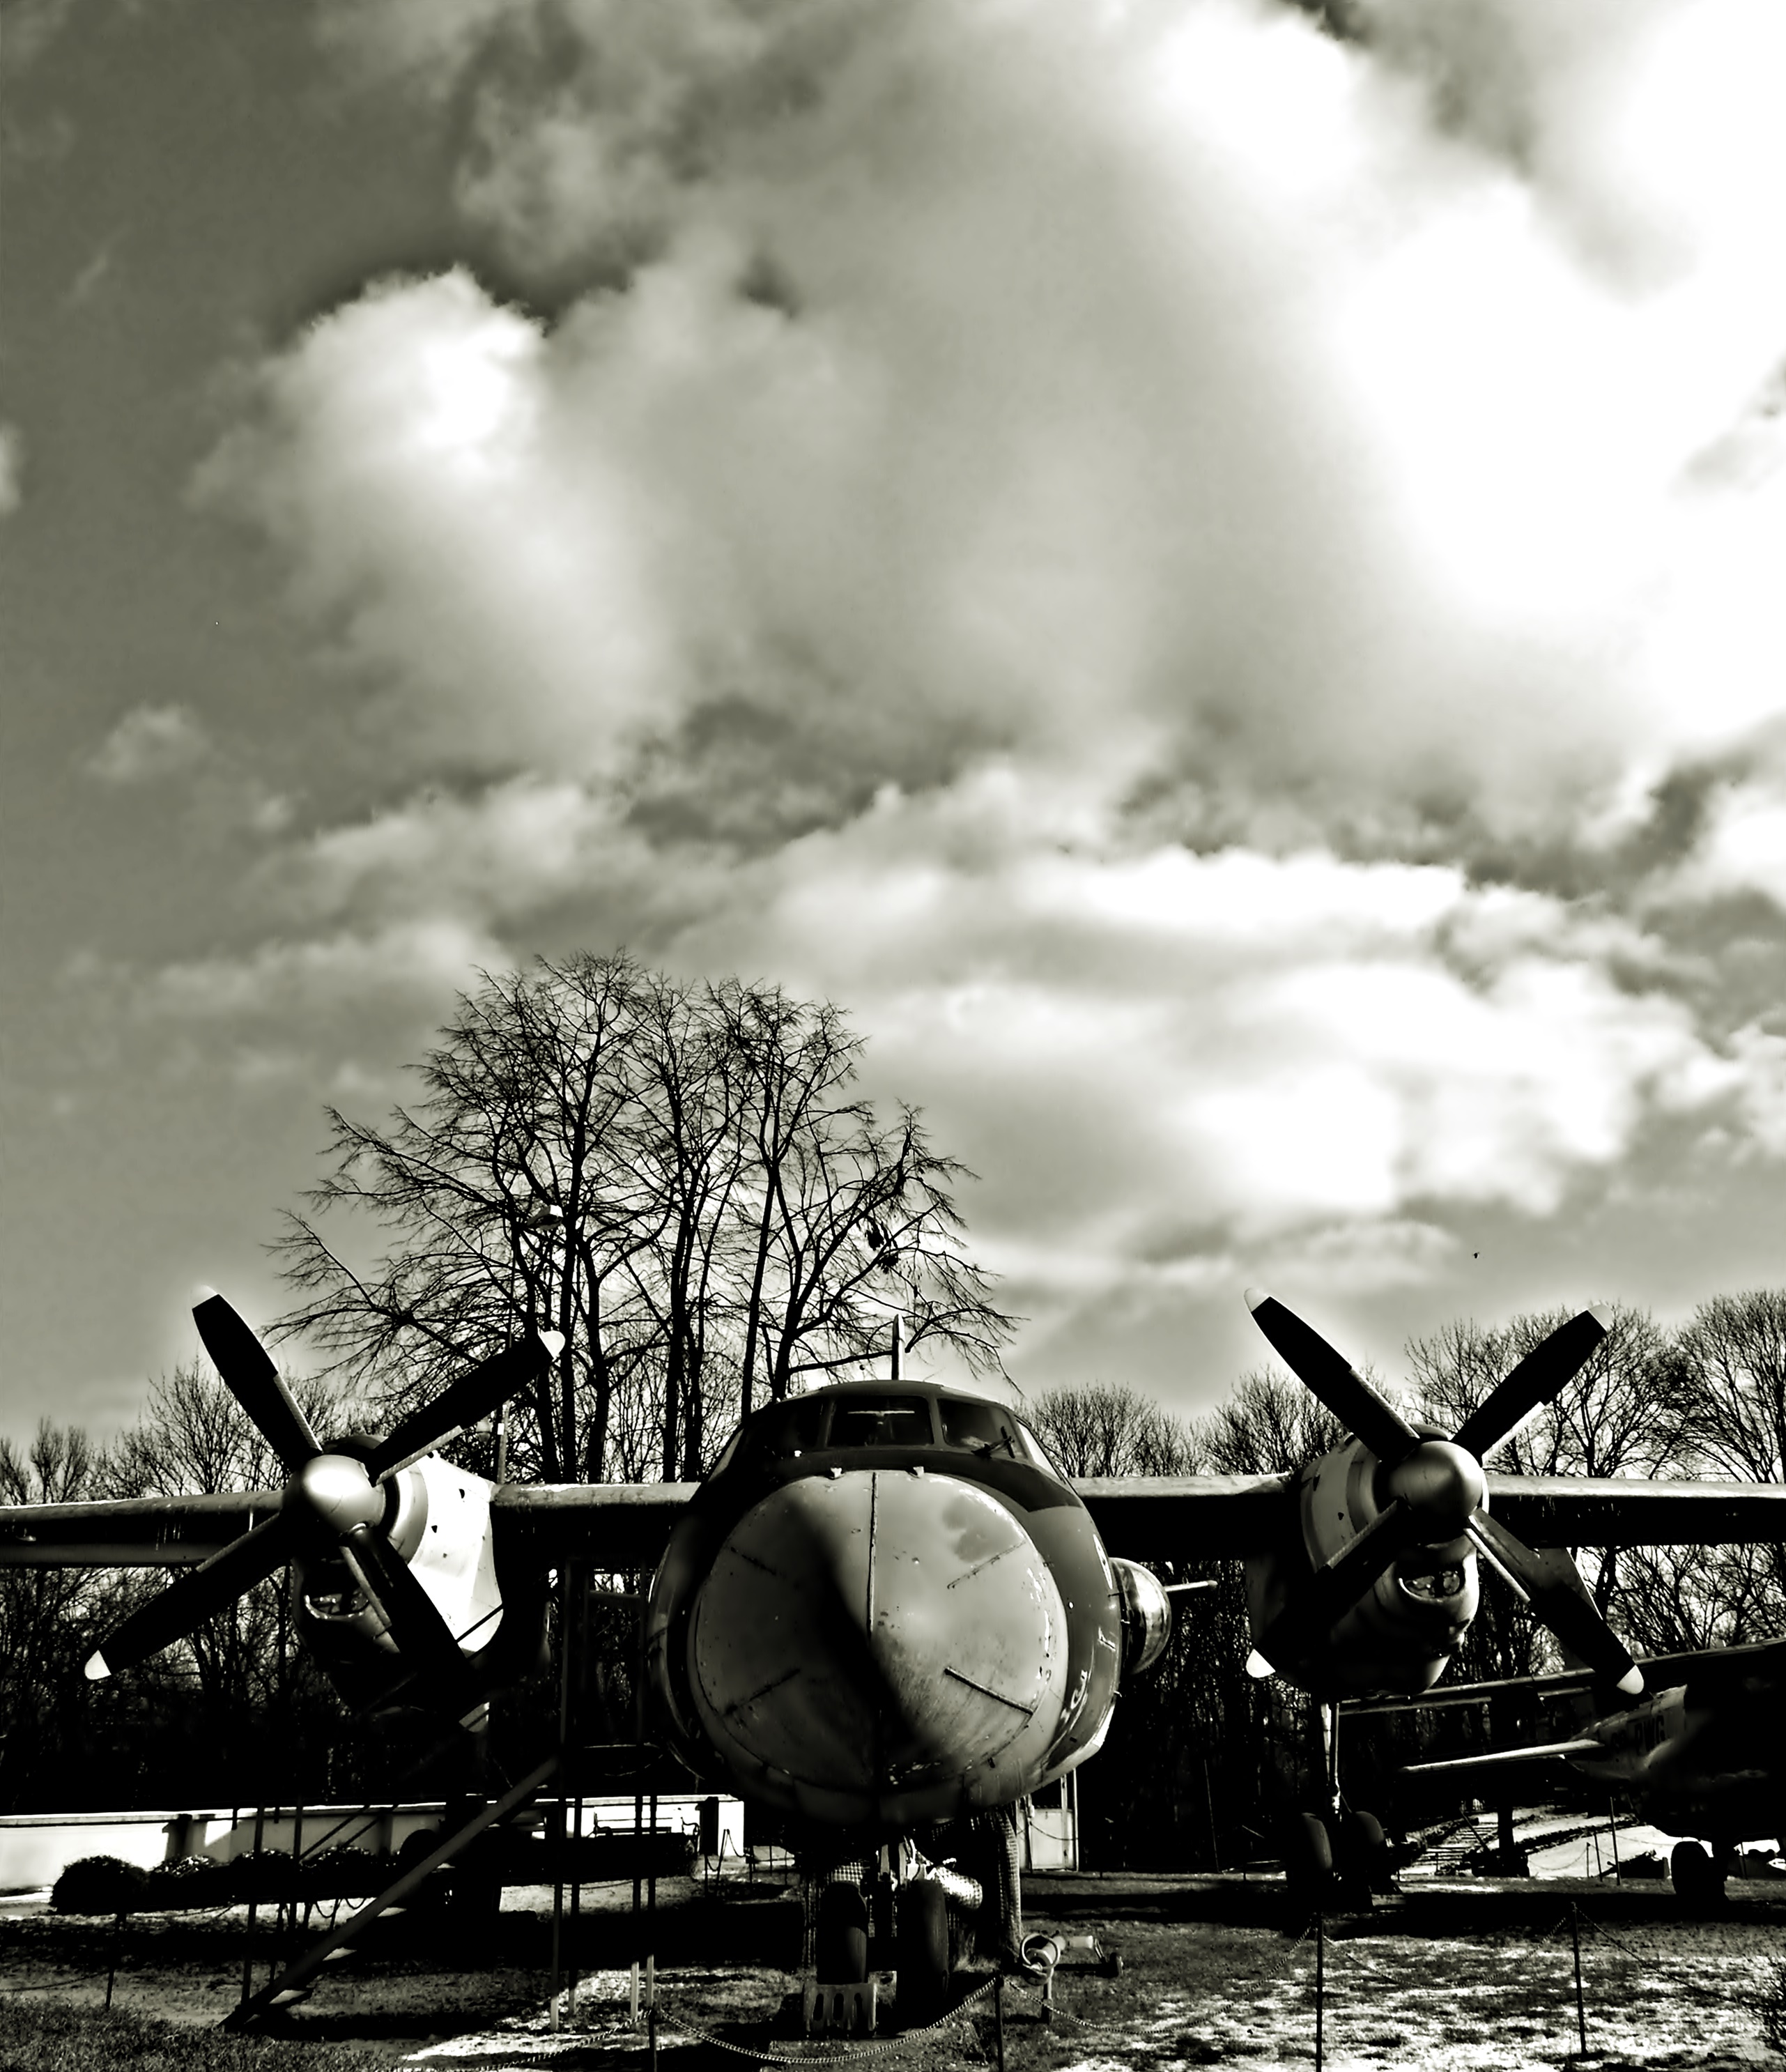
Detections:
[1245, 1436, 1480, 1696]
[1112, 1557, 1173, 1675]
[292, 1454, 543, 1713]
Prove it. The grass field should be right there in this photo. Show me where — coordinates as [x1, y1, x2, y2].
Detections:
[3, 1873, 1780, 2069]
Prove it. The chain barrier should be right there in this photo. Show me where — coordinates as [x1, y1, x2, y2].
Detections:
[645, 1972, 1001, 2062]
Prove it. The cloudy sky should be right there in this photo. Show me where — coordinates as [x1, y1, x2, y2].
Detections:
[5, 0, 1785, 1444]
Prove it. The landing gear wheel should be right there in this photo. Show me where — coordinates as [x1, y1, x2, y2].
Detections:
[815, 1884, 869, 1983]
[1670, 1840, 1725, 1905]
[896, 1879, 950, 2024]
[1282, 1811, 1334, 1914]
[1330, 1809, 1386, 1905]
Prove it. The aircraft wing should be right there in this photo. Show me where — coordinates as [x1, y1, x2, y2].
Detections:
[1481, 1475, 1786, 1546]
[489, 1481, 698, 1568]
[0, 1484, 704, 1574]
[1071, 1473, 1293, 1557]
[8, 1472, 1780, 1576]
[1402, 1740, 1605, 1774]
[0, 1491, 279, 1567]
[1346, 1636, 1786, 1715]
[1071, 1472, 1786, 1563]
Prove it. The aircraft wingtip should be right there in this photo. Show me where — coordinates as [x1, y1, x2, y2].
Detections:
[537, 1328, 566, 1360]
[84, 1651, 111, 1683]
[1586, 1302, 1615, 1333]
[1616, 1665, 1644, 1696]
[1245, 1648, 1276, 1680]
[1242, 1286, 1272, 1314]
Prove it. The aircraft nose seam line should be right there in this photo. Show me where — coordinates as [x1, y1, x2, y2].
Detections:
[866, 1471, 879, 1632]
[944, 1664, 1039, 1716]
[945, 1542, 1019, 1590]
[725, 1665, 800, 1717]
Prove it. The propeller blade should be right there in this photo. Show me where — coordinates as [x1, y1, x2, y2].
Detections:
[1244, 1289, 1421, 1465]
[86, 1512, 294, 1680]
[1468, 1510, 1642, 1695]
[1448, 1307, 1610, 1464]
[1249, 1499, 1426, 1676]
[194, 1291, 320, 1475]
[362, 1333, 560, 1484]
[339, 1522, 482, 1703]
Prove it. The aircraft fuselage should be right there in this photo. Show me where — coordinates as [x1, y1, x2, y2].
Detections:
[645, 1382, 1154, 1836]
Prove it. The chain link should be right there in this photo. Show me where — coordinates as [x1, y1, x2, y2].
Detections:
[644, 1973, 1001, 2062]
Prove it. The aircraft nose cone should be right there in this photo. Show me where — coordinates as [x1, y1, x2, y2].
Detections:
[294, 1453, 384, 1536]
[1387, 1438, 1486, 1530]
[690, 1471, 1064, 1815]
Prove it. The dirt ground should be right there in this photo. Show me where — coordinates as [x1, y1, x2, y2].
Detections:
[3, 1871, 1780, 2069]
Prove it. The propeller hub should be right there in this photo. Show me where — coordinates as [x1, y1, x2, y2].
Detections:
[293, 1453, 385, 1537]
[1385, 1439, 1486, 1531]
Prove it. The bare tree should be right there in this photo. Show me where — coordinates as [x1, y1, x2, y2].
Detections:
[275, 954, 1015, 1482]
[1026, 1382, 1202, 1477]
[0, 1425, 111, 1809]
[1406, 1304, 1680, 1482]
[101, 1361, 342, 1717]
[1199, 1366, 1346, 1478]
[1672, 1289, 1786, 1483]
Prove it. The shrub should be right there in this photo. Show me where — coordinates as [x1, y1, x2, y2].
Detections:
[49, 1855, 150, 1917]
[145, 1854, 234, 1908]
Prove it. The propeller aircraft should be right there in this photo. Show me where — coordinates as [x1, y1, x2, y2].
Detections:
[1385, 1636, 1786, 1901]
[3, 1286, 1783, 1976]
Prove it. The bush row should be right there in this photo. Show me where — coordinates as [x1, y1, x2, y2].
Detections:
[49, 1844, 396, 1915]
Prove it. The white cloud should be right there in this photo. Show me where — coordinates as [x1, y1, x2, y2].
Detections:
[86, 704, 212, 784]
[152, 0, 1786, 1335]
[0, 422, 24, 516]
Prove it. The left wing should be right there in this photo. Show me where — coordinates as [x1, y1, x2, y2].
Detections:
[0, 1491, 277, 1568]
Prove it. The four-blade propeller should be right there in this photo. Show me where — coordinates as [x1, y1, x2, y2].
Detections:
[1242, 1289, 1642, 1696]
[86, 1294, 557, 1708]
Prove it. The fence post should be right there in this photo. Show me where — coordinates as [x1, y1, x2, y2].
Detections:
[1570, 1901, 1587, 2056]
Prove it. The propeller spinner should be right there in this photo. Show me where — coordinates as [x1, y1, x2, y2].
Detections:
[1242, 1289, 1642, 1697]
[86, 1295, 559, 1710]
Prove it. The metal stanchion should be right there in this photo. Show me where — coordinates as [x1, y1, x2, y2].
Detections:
[240, 1802, 269, 2009]
[1570, 1901, 1587, 2056]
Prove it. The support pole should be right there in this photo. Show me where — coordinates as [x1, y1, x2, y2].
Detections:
[1322, 1702, 1341, 1817]
[549, 1564, 574, 2032]
[1570, 1901, 1587, 2056]
[1314, 1909, 1325, 2072]
[226, 1756, 560, 2031]
[994, 1971, 1006, 2072]
[239, 1802, 268, 2009]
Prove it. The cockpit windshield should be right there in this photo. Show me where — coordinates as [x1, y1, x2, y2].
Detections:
[709, 1388, 1057, 1474]
[939, 1398, 1054, 1470]
[825, 1396, 935, 1448]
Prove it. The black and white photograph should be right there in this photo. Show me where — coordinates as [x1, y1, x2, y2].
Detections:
[3, 1, 1783, 2065]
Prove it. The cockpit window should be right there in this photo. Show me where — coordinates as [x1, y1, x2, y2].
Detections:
[825, 1396, 936, 1448]
[939, 1399, 1055, 1471]
[727, 1395, 831, 1468]
[939, 1398, 1022, 1457]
